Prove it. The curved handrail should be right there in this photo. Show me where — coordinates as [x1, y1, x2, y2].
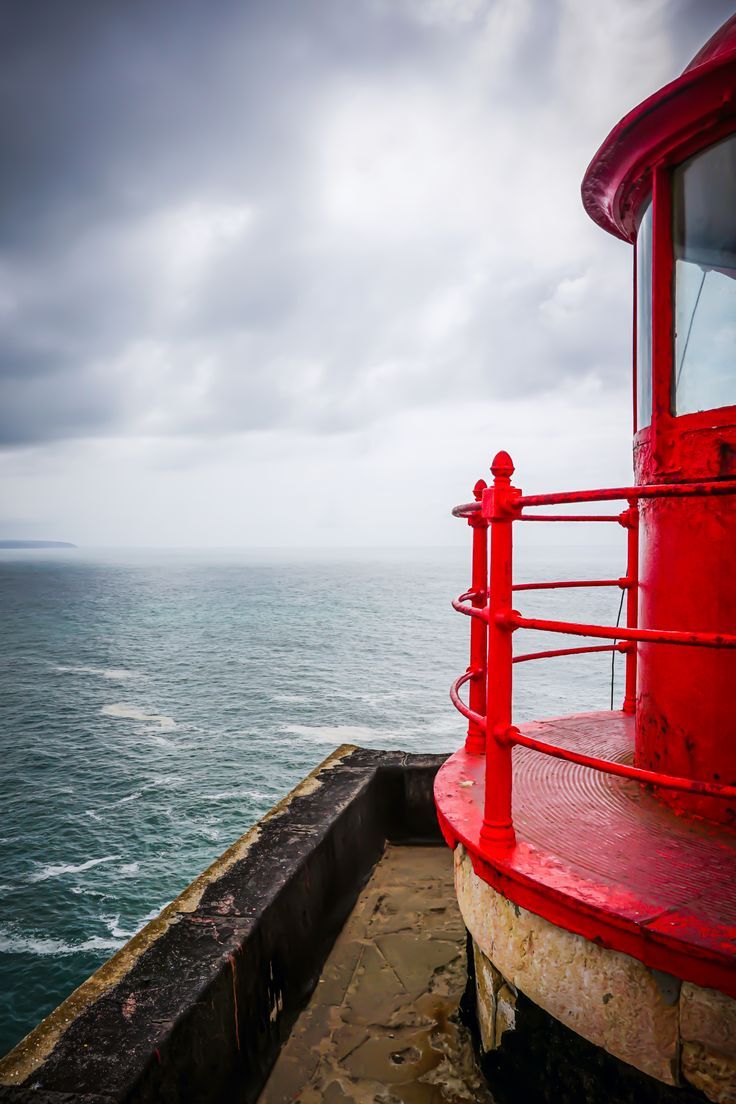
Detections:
[518, 514, 623, 522]
[453, 477, 736, 519]
[510, 613, 736, 650]
[450, 670, 485, 729]
[452, 501, 481, 518]
[511, 727, 736, 801]
[452, 590, 488, 622]
[518, 478, 736, 509]
[512, 579, 625, 592]
[450, 462, 736, 836]
[513, 643, 625, 664]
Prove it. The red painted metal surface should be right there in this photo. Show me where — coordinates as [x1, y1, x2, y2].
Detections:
[439, 15, 736, 985]
[449, 454, 736, 823]
[581, 20, 736, 242]
[651, 165, 674, 432]
[465, 480, 488, 755]
[450, 670, 484, 731]
[481, 452, 515, 846]
[434, 714, 736, 997]
[441, 447, 736, 979]
[636, 494, 736, 826]
[623, 502, 638, 714]
[517, 479, 736, 507]
[509, 613, 736, 651]
[510, 727, 736, 802]
[512, 579, 624, 591]
[513, 644, 623, 664]
[687, 15, 736, 71]
[518, 514, 623, 522]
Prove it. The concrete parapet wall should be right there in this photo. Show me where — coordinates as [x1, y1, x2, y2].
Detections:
[0, 748, 446, 1104]
[455, 845, 736, 1103]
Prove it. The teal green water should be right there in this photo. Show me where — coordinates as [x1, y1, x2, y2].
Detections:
[0, 545, 623, 1055]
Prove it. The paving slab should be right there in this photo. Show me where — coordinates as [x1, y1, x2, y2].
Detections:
[258, 844, 492, 1104]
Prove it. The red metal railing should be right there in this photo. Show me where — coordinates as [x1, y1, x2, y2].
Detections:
[451, 451, 736, 847]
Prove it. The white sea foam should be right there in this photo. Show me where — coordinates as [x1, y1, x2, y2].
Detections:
[100, 915, 132, 940]
[55, 665, 142, 681]
[28, 855, 119, 883]
[0, 928, 123, 956]
[200, 789, 272, 802]
[101, 703, 176, 731]
[101, 905, 164, 942]
[0, 900, 168, 957]
[109, 791, 142, 807]
[86, 796, 144, 822]
[282, 723, 381, 745]
[118, 862, 140, 876]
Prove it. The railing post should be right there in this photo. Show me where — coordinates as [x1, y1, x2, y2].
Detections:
[623, 498, 639, 715]
[480, 451, 517, 847]
[466, 479, 489, 754]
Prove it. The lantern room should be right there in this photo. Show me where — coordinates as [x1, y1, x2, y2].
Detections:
[435, 16, 736, 1104]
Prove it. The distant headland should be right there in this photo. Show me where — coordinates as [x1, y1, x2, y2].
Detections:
[0, 540, 77, 549]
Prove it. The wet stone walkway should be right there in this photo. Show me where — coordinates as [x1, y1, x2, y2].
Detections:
[258, 844, 493, 1104]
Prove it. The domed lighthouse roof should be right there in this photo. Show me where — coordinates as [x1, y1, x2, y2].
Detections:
[685, 13, 736, 72]
[582, 15, 736, 242]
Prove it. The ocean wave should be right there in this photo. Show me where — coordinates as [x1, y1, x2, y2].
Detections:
[28, 855, 119, 883]
[54, 665, 142, 682]
[282, 723, 381, 745]
[0, 927, 123, 957]
[199, 789, 272, 802]
[118, 862, 140, 876]
[100, 915, 132, 940]
[101, 906, 164, 942]
[100, 703, 176, 731]
[86, 782, 169, 821]
[0, 901, 167, 957]
[108, 791, 142, 807]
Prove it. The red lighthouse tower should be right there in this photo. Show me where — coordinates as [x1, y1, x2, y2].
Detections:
[435, 17, 736, 1103]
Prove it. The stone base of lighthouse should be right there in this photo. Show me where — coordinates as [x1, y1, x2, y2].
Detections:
[455, 847, 736, 1104]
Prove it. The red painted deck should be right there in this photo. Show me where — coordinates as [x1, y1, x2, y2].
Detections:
[435, 711, 736, 996]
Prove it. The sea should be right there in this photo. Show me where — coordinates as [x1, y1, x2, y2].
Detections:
[0, 542, 625, 1055]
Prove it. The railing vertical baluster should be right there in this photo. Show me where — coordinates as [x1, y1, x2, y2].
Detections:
[623, 498, 639, 715]
[480, 452, 517, 847]
[466, 479, 489, 754]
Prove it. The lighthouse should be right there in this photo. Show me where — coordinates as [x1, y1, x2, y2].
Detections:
[436, 16, 736, 1103]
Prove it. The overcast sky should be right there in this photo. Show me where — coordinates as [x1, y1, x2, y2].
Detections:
[0, 0, 732, 546]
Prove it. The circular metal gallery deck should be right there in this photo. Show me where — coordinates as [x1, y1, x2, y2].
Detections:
[435, 711, 736, 997]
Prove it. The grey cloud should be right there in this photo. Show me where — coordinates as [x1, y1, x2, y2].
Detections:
[0, 0, 729, 447]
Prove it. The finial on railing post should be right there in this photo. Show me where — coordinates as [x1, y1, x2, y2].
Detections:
[465, 479, 489, 755]
[480, 451, 518, 848]
[490, 450, 515, 480]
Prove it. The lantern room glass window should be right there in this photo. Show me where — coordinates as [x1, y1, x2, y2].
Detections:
[636, 199, 653, 428]
[673, 134, 736, 416]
